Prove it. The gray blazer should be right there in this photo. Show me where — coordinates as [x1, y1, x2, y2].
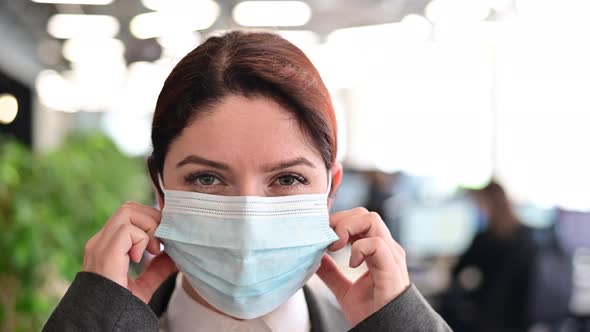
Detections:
[43, 272, 452, 331]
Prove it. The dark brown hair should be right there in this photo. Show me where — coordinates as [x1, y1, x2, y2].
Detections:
[148, 31, 337, 195]
[471, 180, 520, 238]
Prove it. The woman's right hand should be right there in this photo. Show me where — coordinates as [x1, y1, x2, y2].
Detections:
[82, 201, 177, 303]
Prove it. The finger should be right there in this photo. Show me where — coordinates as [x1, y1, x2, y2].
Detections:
[350, 237, 403, 295]
[106, 202, 161, 231]
[315, 254, 352, 302]
[329, 211, 392, 252]
[329, 207, 369, 227]
[108, 224, 150, 263]
[132, 252, 178, 303]
[128, 212, 161, 255]
[104, 205, 161, 255]
[328, 210, 372, 251]
[122, 201, 162, 220]
[349, 237, 397, 273]
[389, 239, 409, 282]
[351, 237, 410, 308]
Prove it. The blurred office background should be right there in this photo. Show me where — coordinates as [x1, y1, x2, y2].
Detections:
[1, 0, 590, 331]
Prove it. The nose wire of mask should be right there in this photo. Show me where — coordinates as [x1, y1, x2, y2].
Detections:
[154, 171, 338, 319]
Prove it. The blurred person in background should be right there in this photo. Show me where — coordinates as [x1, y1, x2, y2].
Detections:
[42, 31, 450, 331]
[364, 171, 395, 218]
[364, 171, 397, 233]
[443, 181, 536, 331]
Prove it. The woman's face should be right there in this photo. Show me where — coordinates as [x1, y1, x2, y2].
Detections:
[159, 94, 340, 198]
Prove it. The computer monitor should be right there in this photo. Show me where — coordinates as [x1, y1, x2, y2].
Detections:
[556, 210, 590, 254]
[398, 198, 478, 257]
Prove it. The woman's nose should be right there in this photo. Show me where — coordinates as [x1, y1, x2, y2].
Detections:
[235, 180, 265, 197]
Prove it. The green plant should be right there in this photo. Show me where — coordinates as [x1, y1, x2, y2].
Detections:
[0, 132, 151, 331]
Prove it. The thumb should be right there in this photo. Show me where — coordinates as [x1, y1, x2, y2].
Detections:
[130, 252, 178, 303]
[316, 254, 352, 301]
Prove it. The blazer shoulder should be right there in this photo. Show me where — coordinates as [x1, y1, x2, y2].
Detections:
[43, 272, 159, 332]
[350, 284, 453, 332]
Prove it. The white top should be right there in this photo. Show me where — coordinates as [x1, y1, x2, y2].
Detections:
[163, 273, 311, 332]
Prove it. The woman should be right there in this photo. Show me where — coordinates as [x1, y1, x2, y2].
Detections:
[43, 31, 450, 331]
[445, 181, 535, 331]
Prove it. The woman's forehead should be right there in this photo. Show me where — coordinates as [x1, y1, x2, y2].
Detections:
[165, 95, 324, 169]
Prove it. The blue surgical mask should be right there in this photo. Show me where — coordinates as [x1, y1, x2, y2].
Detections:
[155, 174, 338, 319]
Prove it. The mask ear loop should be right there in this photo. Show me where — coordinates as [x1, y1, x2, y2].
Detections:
[158, 174, 166, 193]
[326, 170, 332, 196]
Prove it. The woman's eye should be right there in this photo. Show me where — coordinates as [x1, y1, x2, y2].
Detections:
[197, 174, 219, 186]
[185, 173, 221, 186]
[275, 174, 307, 186]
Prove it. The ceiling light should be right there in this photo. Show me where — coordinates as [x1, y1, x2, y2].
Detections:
[141, 0, 218, 12]
[233, 1, 312, 27]
[35, 70, 78, 112]
[62, 38, 125, 63]
[157, 31, 200, 58]
[425, 0, 491, 24]
[32, 0, 113, 4]
[130, 3, 219, 40]
[491, 0, 514, 12]
[0, 94, 18, 125]
[67, 59, 127, 111]
[47, 14, 119, 39]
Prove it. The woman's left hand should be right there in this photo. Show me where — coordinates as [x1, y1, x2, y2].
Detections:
[316, 207, 411, 327]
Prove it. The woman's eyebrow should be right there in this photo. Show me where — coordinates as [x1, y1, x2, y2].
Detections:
[176, 155, 230, 170]
[263, 157, 316, 173]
